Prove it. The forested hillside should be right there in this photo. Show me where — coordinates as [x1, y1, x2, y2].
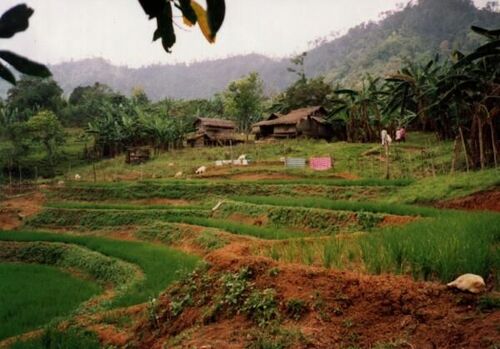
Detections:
[0, 0, 498, 100]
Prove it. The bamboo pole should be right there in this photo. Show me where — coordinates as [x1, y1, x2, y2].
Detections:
[459, 127, 470, 172]
[477, 115, 485, 170]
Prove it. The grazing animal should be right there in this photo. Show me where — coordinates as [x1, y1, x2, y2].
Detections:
[74, 174, 81, 181]
[195, 166, 206, 175]
[237, 154, 247, 161]
[57, 180, 65, 186]
[447, 274, 486, 294]
[174, 171, 183, 178]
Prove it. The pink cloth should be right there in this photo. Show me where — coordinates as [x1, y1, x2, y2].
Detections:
[310, 157, 332, 171]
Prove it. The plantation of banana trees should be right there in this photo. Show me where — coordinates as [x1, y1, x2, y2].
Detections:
[329, 25, 499, 169]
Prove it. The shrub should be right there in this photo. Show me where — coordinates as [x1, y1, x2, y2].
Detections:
[285, 299, 308, 321]
[243, 289, 280, 327]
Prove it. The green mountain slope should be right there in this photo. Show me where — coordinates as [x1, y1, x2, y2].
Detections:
[0, 0, 498, 100]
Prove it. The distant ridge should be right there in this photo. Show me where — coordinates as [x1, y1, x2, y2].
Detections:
[0, 0, 498, 101]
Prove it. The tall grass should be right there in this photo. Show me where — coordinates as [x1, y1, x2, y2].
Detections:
[10, 327, 100, 349]
[360, 212, 500, 282]
[0, 231, 200, 307]
[163, 216, 307, 240]
[232, 196, 442, 217]
[27, 207, 209, 229]
[0, 264, 100, 340]
[45, 201, 207, 211]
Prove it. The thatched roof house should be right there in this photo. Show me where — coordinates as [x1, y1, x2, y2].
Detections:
[252, 106, 333, 140]
[187, 117, 244, 147]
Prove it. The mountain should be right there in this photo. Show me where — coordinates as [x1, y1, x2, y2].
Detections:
[1, 0, 499, 101]
[46, 55, 294, 101]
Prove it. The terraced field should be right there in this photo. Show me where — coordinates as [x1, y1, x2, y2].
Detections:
[1, 165, 499, 348]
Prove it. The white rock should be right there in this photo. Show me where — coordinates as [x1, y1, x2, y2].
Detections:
[447, 274, 486, 294]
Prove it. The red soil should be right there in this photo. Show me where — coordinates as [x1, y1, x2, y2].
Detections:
[437, 188, 500, 212]
[0, 192, 44, 230]
[379, 214, 418, 227]
[227, 213, 269, 227]
[131, 242, 500, 349]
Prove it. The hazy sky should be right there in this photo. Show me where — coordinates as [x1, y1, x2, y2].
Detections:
[0, 0, 491, 68]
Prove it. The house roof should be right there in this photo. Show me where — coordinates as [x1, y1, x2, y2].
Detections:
[253, 106, 327, 127]
[186, 131, 245, 142]
[195, 117, 235, 129]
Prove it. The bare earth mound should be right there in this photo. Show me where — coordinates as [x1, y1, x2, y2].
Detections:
[437, 188, 500, 212]
[130, 243, 499, 349]
[0, 192, 44, 230]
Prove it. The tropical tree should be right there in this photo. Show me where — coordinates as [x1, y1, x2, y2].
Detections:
[431, 26, 500, 169]
[6, 76, 65, 121]
[223, 72, 264, 136]
[329, 76, 386, 143]
[27, 111, 65, 175]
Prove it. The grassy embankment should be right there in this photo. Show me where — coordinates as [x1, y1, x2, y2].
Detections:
[66, 132, 454, 182]
[0, 231, 200, 307]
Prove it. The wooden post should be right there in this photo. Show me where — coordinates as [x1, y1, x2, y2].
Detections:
[459, 127, 470, 172]
[489, 119, 498, 169]
[477, 115, 485, 170]
[384, 143, 390, 180]
[450, 137, 459, 174]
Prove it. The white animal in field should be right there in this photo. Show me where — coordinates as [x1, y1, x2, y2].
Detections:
[57, 180, 65, 186]
[174, 171, 183, 178]
[279, 157, 286, 163]
[74, 174, 81, 181]
[195, 166, 206, 175]
[237, 154, 247, 161]
[447, 274, 486, 294]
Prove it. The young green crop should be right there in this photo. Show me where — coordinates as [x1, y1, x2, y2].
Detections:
[0, 264, 100, 340]
[0, 231, 200, 307]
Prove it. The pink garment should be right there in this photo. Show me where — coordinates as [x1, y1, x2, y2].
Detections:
[310, 157, 332, 171]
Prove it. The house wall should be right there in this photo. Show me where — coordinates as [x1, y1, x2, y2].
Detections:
[297, 119, 333, 140]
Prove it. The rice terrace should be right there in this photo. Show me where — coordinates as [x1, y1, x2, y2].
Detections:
[0, 0, 499, 348]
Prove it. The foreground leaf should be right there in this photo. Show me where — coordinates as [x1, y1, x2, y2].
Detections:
[0, 50, 51, 78]
[178, 0, 197, 26]
[0, 62, 16, 85]
[0, 4, 33, 38]
[190, 1, 214, 44]
[154, 2, 176, 53]
[137, 0, 164, 19]
[207, 0, 225, 40]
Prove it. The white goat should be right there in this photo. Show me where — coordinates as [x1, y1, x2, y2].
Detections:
[195, 166, 207, 175]
[447, 274, 486, 294]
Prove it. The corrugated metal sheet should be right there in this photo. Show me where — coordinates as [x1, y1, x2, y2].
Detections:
[285, 157, 306, 168]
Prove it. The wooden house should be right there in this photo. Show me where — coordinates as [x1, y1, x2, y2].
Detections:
[186, 118, 244, 147]
[252, 106, 333, 140]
